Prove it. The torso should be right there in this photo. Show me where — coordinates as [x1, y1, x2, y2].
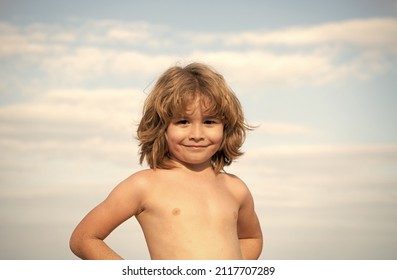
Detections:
[135, 168, 244, 259]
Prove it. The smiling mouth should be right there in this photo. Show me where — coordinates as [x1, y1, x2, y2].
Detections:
[183, 145, 208, 148]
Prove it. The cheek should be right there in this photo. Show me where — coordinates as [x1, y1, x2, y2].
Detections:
[165, 127, 184, 144]
[209, 128, 224, 144]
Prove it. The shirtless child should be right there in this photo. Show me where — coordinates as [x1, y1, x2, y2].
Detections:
[69, 63, 263, 260]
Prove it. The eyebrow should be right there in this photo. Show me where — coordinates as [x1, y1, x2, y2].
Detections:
[170, 113, 222, 121]
[203, 114, 222, 119]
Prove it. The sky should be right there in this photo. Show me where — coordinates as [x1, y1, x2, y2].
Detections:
[0, 0, 397, 260]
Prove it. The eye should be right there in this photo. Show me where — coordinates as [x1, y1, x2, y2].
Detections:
[204, 119, 219, 125]
[175, 119, 189, 125]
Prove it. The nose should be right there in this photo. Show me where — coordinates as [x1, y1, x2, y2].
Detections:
[189, 123, 204, 141]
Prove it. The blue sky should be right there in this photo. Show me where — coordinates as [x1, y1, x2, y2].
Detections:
[1, 0, 397, 259]
[1, 0, 395, 29]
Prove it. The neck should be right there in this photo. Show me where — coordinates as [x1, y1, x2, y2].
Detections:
[171, 159, 215, 174]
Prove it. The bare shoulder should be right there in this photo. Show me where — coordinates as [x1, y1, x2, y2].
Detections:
[218, 172, 252, 203]
[107, 169, 157, 203]
[120, 169, 157, 188]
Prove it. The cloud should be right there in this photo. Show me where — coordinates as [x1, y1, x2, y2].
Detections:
[190, 50, 346, 87]
[0, 22, 69, 57]
[33, 47, 394, 89]
[230, 143, 397, 206]
[253, 122, 313, 135]
[0, 88, 145, 170]
[1, 17, 397, 260]
[222, 18, 397, 50]
[0, 88, 144, 131]
[218, 141, 397, 259]
[79, 20, 171, 45]
[1, 17, 395, 90]
[228, 143, 397, 243]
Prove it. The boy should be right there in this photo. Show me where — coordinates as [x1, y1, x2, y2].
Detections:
[69, 62, 263, 259]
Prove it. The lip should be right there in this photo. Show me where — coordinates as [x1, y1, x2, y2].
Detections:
[183, 145, 208, 148]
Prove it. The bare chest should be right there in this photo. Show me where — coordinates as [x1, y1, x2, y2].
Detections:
[140, 179, 240, 225]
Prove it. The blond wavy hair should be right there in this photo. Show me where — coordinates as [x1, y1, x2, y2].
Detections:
[137, 62, 251, 173]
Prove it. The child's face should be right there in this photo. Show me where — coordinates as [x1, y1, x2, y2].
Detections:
[165, 97, 224, 170]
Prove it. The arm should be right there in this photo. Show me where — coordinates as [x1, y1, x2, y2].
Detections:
[237, 183, 263, 260]
[69, 172, 147, 260]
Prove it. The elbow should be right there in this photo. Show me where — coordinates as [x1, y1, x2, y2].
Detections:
[239, 236, 263, 260]
[69, 230, 84, 259]
[256, 237, 264, 259]
[69, 232, 78, 257]
[253, 234, 264, 260]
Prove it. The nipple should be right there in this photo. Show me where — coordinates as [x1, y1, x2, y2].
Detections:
[172, 208, 181, 216]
